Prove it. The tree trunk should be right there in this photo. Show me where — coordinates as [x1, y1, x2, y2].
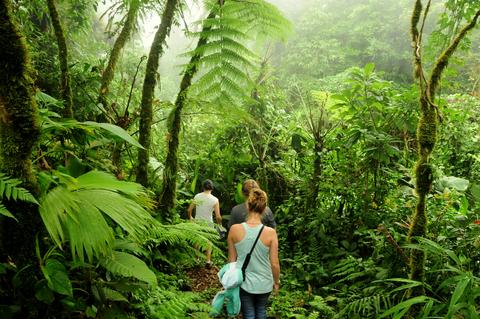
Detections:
[0, 0, 43, 315]
[157, 9, 217, 215]
[98, 2, 139, 114]
[136, 0, 178, 187]
[407, 0, 480, 304]
[46, 0, 73, 118]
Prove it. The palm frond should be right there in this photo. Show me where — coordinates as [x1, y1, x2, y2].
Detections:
[39, 170, 157, 262]
[65, 200, 114, 262]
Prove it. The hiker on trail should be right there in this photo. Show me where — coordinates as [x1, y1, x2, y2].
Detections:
[227, 188, 280, 319]
[188, 179, 222, 266]
[228, 179, 276, 229]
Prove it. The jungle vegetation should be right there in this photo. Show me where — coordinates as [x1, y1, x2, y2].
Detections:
[1, 0, 480, 318]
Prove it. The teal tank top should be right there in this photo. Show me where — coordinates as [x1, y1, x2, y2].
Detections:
[235, 223, 273, 294]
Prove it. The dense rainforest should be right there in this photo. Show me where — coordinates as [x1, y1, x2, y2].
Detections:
[1, 0, 480, 318]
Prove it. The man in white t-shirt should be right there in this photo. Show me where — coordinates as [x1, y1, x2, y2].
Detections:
[187, 179, 222, 266]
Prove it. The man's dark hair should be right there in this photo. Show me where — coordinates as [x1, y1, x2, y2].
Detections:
[242, 179, 259, 197]
[202, 179, 214, 191]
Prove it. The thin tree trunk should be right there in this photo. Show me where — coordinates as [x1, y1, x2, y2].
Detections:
[157, 9, 217, 214]
[98, 2, 139, 113]
[407, 0, 480, 305]
[46, 0, 73, 118]
[0, 0, 42, 314]
[136, 0, 178, 186]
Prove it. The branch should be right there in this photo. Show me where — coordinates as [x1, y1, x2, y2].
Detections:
[428, 8, 480, 99]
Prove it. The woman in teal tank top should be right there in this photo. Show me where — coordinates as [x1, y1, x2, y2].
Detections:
[227, 189, 280, 319]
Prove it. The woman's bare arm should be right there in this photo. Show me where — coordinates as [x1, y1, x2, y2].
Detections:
[269, 229, 280, 291]
[227, 227, 238, 262]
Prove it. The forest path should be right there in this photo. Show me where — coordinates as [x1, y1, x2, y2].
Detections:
[186, 264, 244, 318]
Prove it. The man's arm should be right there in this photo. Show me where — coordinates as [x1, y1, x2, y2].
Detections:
[262, 207, 276, 228]
[228, 206, 240, 228]
[187, 201, 195, 220]
[214, 200, 222, 224]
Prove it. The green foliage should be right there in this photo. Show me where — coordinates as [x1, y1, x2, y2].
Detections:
[100, 251, 156, 287]
[132, 286, 211, 319]
[39, 170, 156, 262]
[0, 173, 38, 220]
[188, 0, 291, 106]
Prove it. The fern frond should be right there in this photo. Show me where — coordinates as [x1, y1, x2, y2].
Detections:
[336, 292, 392, 318]
[0, 203, 17, 221]
[187, 0, 290, 107]
[100, 251, 156, 287]
[0, 173, 38, 204]
[150, 222, 222, 256]
[133, 287, 211, 318]
[190, 26, 248, 41]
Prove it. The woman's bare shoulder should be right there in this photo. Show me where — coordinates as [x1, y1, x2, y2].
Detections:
[263, 225, 277, 236]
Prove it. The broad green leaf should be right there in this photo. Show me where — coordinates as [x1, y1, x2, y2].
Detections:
[438, 176, 469, 192]
[379, 296, 431, 318]
[84, 121, 143, 149]
[102, 287, 128, 302]
[35, 280, 55, 304]
[41, 259, 72, 296]
[447, 275, 470, 316]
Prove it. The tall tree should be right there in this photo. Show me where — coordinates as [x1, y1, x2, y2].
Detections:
[157, 8, 216, 213]
[408, 0, 480, 302]
[158, 0, 290, 213]
[0, 0, 42, 312]
[136, 0, 179, 186]
[46, 0, 74, 117]
[98, 0, 140, 114]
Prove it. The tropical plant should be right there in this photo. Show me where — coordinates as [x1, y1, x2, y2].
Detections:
[0, 174, 38, 221]
[38, 170, 155, 262]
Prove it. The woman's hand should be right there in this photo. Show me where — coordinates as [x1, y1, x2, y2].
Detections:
[273, 282, 280, 294]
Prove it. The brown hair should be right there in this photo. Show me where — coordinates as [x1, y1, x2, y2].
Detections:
[242, 179, 259, 197]
[247, 188, 268, 214]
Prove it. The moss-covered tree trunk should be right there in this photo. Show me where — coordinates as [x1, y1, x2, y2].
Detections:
[408, 0, 480, 303]
[98, 2, 139, 113]
[136, 0, 178, 186]
[46, 0, 73, 118]
[0, 0, 42, 314]
[157, 10, 217, 215]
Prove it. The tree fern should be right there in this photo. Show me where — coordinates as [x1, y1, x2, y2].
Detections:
[187, 0, 291, 107]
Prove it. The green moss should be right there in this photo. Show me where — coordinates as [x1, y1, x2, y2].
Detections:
[429, 8, 480, 97]
[415, 161, 433, 195]
[136, 0, 178, 187]
[0, 0, 40, 188]
[410, 0, 422, 43]
[98, 2, 139, 112]
[416, 110, 437, 157]
[158, 9, 217, 214]
[46, 0, 73, 118]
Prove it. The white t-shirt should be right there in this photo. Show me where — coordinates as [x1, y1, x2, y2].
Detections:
[193, 192, 219, 222]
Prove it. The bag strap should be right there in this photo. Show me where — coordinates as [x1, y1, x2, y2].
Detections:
[241, 225, 265, 281]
